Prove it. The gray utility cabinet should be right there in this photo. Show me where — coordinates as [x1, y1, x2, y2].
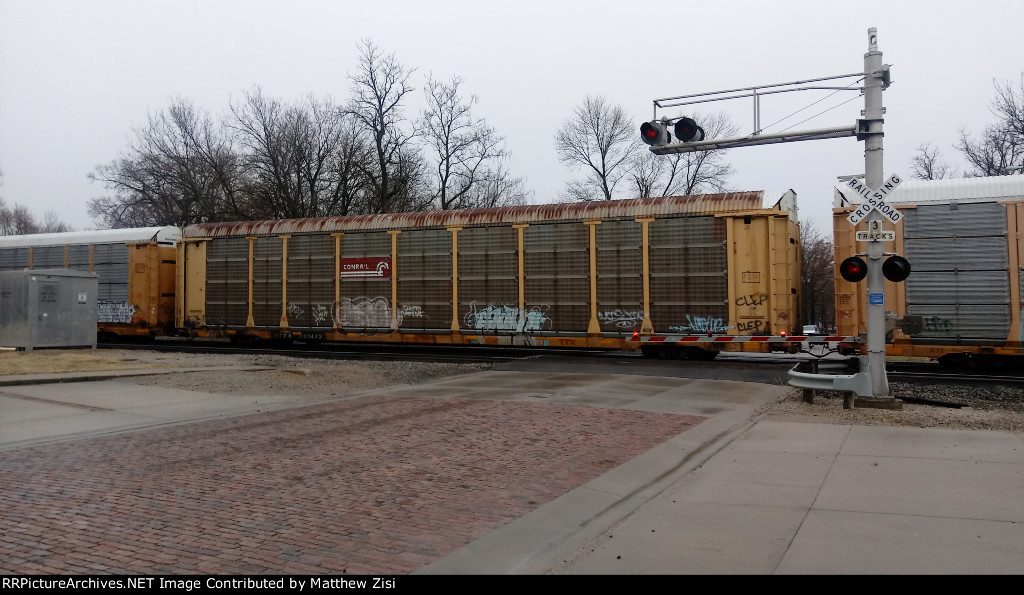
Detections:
[0, 269, 98, 350]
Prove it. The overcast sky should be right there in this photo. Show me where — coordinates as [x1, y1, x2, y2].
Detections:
[1, 0, 1022, 235]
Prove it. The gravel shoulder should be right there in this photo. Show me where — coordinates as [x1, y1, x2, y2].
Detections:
[3, 348, 1022, 433]
[763, 382, 1024, 433]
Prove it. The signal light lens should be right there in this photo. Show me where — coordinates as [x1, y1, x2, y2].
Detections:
[882, 255, 911, 282]
[640, 121, 668, 146]
[674, 117, 706, 142]
[839, 256, 868, 283]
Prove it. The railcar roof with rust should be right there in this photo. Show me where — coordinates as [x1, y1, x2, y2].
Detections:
[183, 192, 793, 238]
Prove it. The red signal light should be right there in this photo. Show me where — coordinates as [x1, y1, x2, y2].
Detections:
[640, 121, 669, 146]
[839, 256, 868, 283]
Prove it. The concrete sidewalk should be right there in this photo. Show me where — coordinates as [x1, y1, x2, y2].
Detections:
[0, 367, 282, 450]
[419, 419, 1024, 574]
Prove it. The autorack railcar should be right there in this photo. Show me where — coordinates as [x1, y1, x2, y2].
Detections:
[176, 192, 806, 358]
[833, 174, 1024, 367]
[0, 227, 180, 339]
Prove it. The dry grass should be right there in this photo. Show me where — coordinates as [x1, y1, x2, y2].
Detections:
[0, 349, 165, 376]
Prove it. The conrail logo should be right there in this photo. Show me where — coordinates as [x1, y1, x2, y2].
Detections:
[339, 257, 391, 278]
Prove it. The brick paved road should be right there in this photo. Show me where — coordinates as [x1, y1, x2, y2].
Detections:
[0, 394, 703, 574]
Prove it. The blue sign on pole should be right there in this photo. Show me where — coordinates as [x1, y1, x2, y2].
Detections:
[869, 292, 884, 305]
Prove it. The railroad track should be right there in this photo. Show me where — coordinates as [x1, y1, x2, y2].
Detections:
[887, 361, 1024, 386]
[98, 339, 1024, 393]
[97, 338, 611, 365]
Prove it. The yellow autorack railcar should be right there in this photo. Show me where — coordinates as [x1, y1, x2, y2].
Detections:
[176, 192, 805, 358]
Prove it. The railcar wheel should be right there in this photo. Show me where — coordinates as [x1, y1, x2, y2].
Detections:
[230, 335, 259, 348]
[937, 353, 968, 368]
[662, 347, 687, 360]
[688, 348, 719, 361]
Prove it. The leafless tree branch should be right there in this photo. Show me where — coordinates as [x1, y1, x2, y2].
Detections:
[419, 75, 526, 209]
[554, 95, 638, 201]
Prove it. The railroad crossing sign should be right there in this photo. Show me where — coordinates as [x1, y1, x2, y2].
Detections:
[842, 173, 904, 226]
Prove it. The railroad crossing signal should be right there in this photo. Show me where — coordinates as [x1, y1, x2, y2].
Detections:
[839, 254, 911, 283]
[640, 120, 671, 146]
[881, 255, 911, 282]
[641, 117, 707, 146]
[839, 256, 868, 282]
[645, 28, 898, 401]
[673, 117, 705, 142]
[843, 173, 904, 226]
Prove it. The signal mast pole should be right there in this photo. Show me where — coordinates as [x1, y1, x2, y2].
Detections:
[862, 28, 888, 397]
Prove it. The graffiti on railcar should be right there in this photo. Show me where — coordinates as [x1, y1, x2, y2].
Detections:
[400, 304, 426, 319]
[201, 313, 229, 337]
[924, 316, 954, 334]
[598, 309, 647, 330]
[735, 292, 768, 307]
[736, 320, 768, 333]
[734, 291, 769, 335]
[670, 314, 730, 334]
[335, 297, 396, 328]
[463, 302, 551, 332]
[97, 300, 137, 324]
[311, 304, 330, 326]
[286, 303, 304, 321]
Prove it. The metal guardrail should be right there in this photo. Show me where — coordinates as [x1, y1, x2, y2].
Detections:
[787, 356, 874, 396]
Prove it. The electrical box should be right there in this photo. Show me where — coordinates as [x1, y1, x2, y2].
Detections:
[0, 269, 98, 351]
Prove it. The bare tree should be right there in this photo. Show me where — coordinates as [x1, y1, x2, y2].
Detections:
[629, 111, 738, 197]
[1, 197, 28, 235]
[992, 73, 1024, 144]
[459, 163, 532, 208]
[1, 171, 73, 234]
[0, 200, 71, 235]
[90, 90, 375, 228]
[957, 125, 1023, 176]
[86, 41, 537, 226]
[909, 142, 954, 180]
[800, 221, 835, 330]
[346, 39, 429, 214]
[554, 95, 637, 201]
[88, 98, 234, 227]
[39, 210, 72, 233]
[627, 149, 665, 200]
[956, 73, 1024, 176]
[228, 89, 295, 219]
[329, 115, 375, 216]
[419, 75, 527, 209]
[229, 88, 370, 219]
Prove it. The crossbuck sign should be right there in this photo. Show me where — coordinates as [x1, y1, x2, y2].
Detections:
[843, 173, 904, 226]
